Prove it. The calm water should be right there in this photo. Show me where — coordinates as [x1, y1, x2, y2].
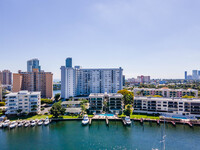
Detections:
[53, 90, 61, 96]
[0, 121, 200, 150]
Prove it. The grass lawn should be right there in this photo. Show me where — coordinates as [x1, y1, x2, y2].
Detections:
[87, 115, 94, 118]
[61, 115, 80, 119]
[8, 115, 53, 121]
[118, 114, 160, 120]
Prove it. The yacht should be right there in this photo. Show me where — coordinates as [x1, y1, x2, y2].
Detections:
[24, 121, 30, 127]
[9, 121, 17, 129]
[82, 115, 89, 125]
[44, 117, 50, 126]
[30, 120, 36, 127]
[37, 120, 43, 126]
[2, 120, 10, 128]
[125, 116, 131, 125]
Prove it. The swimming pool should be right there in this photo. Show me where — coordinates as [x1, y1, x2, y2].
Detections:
[98, 114, 115, 117]
[172, 116, 188, 120]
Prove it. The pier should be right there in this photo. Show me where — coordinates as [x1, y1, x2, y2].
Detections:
[122, 118, 126, 126]
[106, 117, 109, 126]
[89, 118, 92, 125]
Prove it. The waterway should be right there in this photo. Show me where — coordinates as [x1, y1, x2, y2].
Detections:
[0, 121, 199, 150]
[53, 90, 61, 96]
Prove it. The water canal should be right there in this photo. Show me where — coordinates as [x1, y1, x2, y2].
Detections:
[0, 120, 199, 150]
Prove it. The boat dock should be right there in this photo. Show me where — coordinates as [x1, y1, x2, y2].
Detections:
[106, 117, 109, 126]
[122, 118, 126, 125]
[89, 118, 92, 125]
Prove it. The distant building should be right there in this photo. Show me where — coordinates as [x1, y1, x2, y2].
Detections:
[27, 58, 41, 72]
[0, 81, 2, 101]
[13, 69, 53, 98]
[185, 70, 200, 80]
[5, 91, 41, 115]
[89, 93, 123, 114]
[127, 75, 150, 84]
[65, 58, 72, 68]
[185, 71, 187, 80]
[123, 75, 125, 86]
[61, 58, 123, 99]
[134, 88, 198, 98]
[134, 96, 200, 117]
[0, 70, 12, 85]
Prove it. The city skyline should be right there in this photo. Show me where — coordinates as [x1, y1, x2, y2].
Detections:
[1, 0, 200, 79]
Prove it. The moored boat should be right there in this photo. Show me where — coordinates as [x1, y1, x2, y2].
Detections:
[44, 117, 50, 126]
[24, 121, 30, 127]
[125, 116, 131, 125]
[30, 120, 36, 127]
[9, 121, 17, 129]
[82, 115, 89, 125]
[18, 121, 23, 127]
[37, 120, 43, 126]
[2, 120, 10, 128]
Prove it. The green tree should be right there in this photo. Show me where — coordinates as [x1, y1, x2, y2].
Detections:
[118, 89, 133, 96]
[54, 93, 61, 101]
[50, 102, 66, 118]
[80, 99, 88, 114]
[123, 94, 134, 105]
[124, 104, 132, 116]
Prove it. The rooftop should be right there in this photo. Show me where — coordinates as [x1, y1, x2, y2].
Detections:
[134, 96, 200, 102]
[89, 93, 123, 98]
[6, 91, 41, 96]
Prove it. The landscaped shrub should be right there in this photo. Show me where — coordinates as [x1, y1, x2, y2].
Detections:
[41, 99, 53, 104]
[0, 102, 6, 106]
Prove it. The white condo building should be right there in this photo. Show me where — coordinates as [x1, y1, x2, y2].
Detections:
[134, 96, 200, 117]
[5, 91, 41, 115]
[61, 58, 123, 99]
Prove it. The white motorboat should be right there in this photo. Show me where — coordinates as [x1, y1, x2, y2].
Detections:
[9, 121, 17, 129]
[125, 116, 131, 125]
[37, 120, 43, 126]
[18, 121, 23, 127]
[30, 120, 36, 127]
[44, 118, 50, 126]
[0, 123, 3, 128]
[82, 115, 89, 125]
[2, 120, 10, 128]
[24, 121, 30, 127]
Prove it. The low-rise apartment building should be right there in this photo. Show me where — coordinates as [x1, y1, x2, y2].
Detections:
[89, 93, 123, 114]
[5, 91, 41, 115]
[134, 97, 200, 117]
[134, 88, 198, 98]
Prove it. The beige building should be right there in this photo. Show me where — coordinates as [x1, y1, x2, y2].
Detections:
[0, 70, 12, 85]
[134, 87, 198, 98]
[13, 69, 53, 98]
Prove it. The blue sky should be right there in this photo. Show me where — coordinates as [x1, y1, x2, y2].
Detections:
[1, 0, 200, 80]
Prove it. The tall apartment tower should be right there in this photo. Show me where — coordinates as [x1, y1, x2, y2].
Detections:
[27, 58, 41, 72]
[13, 69, 53, 98]
[0, 70, 12, 85]
[61, 58, 123, 99]
[61, 58, 75, 99]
